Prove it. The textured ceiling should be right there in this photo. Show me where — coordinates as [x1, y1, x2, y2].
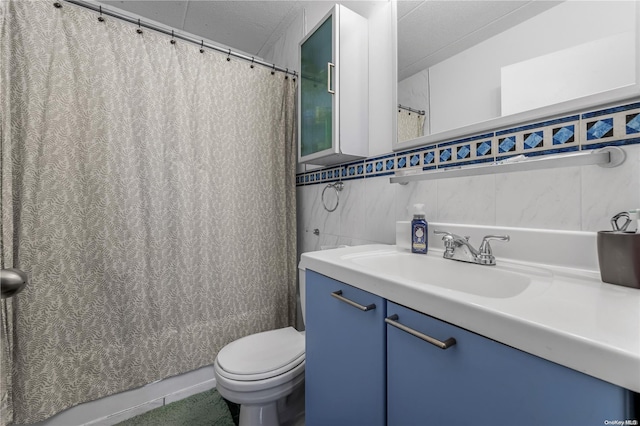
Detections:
[100, 0, 308, 57]
[98, 0, 560, 81]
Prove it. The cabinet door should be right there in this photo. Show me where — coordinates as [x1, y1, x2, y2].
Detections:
[299, 11, 336, 161]
[386, 302, 633, 426]
[305, 270, 386, 426]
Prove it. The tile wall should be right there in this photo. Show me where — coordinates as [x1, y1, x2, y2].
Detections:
[296, 101, 640, 255]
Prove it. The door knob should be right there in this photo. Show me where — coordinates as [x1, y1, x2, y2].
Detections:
[1, 268, 28, 299]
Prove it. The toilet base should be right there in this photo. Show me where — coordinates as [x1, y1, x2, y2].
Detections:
[234, 381, 305, 426]
[239, 401, 279, 426]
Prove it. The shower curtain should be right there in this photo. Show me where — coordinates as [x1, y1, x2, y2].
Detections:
[0, 1, 297, 424]
[397, 109, 426, 143]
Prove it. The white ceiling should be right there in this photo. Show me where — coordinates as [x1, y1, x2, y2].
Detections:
[98, 0, 560, 81]
[100, 1, 310, 57]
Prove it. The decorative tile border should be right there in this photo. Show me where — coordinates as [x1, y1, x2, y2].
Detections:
[296, 101, 640, 186]
[581, 102, 640, 149]
[364, 153, 395, 178]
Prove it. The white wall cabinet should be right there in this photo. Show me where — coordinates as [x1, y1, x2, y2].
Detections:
[298, 5, 368, 166]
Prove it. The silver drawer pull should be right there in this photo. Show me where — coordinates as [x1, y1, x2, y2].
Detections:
[331, 290, 376, 311]
[385, 314, 456, 350]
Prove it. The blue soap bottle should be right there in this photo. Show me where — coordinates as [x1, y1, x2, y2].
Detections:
[411, 204, 428, 254]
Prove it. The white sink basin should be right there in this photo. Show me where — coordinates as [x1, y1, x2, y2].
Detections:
[344, 250, 546, 298]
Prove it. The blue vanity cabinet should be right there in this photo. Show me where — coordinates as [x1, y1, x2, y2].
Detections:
[305, 270, 386, 426]
[386, 301, 634, 426]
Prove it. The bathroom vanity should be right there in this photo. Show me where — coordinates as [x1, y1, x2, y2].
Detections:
[301, 244, 640, 426]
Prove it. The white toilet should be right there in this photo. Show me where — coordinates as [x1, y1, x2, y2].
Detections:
[214, 267, 307, 426]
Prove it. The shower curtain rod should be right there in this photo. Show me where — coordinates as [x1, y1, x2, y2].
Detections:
[398, 104, 425, 115]
[60, 0, 298, 79]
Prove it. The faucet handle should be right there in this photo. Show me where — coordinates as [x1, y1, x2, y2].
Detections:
[433, 229, 455, 242]
[434, 230, 465, 241]
[433, 229, 456, 251]
[478, 235, 510, 265]
[433, 229, 453, 237]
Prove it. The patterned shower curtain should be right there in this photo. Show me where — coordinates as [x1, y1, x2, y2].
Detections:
[0, 1, 297, 424]
[397, 109, 426, 143]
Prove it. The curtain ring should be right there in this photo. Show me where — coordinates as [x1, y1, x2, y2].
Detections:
[285, 68, 289, 80]
[53, 2, 62, 8]
[200, 40, 205, 54]
[321, 181, 344, 212]
[136, 19, 143, 34]
[98, 5, 105, 22]
[170, 30, 176, 44]
[227, 49, 231, 61]
[250, 57, 255, 69]
[271, 64, 276, 75]
[292, 71, 297, 82]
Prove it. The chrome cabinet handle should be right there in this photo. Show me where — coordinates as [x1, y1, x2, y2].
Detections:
[385, 314, 456, 350]
[1, 268, 29, 299]
[331, 290, 376, 311]
[327, 62, 335, 94]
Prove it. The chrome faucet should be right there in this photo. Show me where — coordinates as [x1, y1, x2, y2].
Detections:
[433, 230, 509, 266]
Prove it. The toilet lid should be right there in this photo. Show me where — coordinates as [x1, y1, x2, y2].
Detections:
[217, 327, 305, 376]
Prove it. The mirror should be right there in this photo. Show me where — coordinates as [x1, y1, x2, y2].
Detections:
[395, 0, 640, 149]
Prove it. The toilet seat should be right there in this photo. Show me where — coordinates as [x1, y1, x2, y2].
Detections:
[216, 327, 305, 381]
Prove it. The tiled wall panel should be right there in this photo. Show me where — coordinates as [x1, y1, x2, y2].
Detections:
[296, 101, 640, 253]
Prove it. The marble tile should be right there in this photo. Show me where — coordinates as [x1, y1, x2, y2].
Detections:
[299, 228, 320, 255]
[305, 183, 340, 237]
[336, 236, 377, 247]
[495, 167, 582, 230]
[318, 233, 340, 250]
[339, 178, 366, 240]
[394, 179, 438, 223]
[437, 175, 495, 225]
[581, 144, 640, 232]
[297, 186, 320, 256]
[296, 186, 306, 247]
[364, 176, 396, 244]
[297, 185, 316, 235]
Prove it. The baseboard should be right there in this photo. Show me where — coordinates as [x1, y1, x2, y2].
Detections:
[87, 379, 217, 426]
[25, 366, 217, 426]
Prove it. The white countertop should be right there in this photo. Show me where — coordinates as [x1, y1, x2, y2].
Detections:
[300, 244, 640, 393]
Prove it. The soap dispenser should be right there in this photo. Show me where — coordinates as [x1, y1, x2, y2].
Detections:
[411, 204, 428, 254]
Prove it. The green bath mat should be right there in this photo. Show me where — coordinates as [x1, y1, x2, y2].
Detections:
[116, 388, 236, 426]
